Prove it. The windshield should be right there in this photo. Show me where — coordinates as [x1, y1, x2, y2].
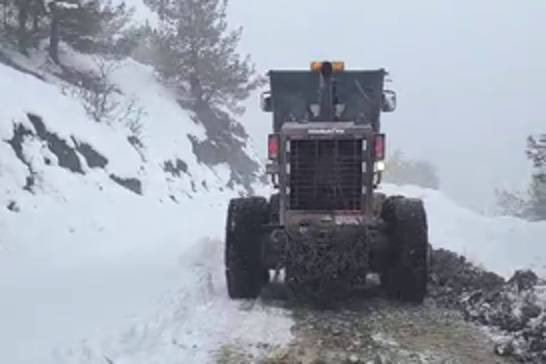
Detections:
[269, 70, 385, 129]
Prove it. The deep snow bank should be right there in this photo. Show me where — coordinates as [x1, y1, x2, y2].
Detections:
[380, 184, 546, 278]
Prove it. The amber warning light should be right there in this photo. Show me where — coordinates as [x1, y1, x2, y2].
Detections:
[310, 61, 344, 72]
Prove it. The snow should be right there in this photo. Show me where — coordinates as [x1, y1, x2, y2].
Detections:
[120, 0, 159, 28]
[1, 49, 546, 364]
[379, 184, 546, 278]
[0, 53, 290, 364]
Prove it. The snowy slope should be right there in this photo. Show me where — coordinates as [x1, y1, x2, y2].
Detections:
[0, 53, 245, 202]
[0, 53, 269, 364]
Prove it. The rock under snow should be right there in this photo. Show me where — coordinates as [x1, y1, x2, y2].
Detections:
[430, 248, 546, 363]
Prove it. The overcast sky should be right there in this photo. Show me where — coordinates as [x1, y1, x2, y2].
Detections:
[228, 0, 545, 211]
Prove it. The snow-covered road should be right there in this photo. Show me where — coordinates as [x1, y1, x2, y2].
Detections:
[0, 255, 181, 363]
[0, 201, 194, 363]
[0, 192, 293, 364]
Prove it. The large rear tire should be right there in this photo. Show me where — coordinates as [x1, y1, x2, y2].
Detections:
[225, 196, 269, 299]
[381, 196, 430, 303]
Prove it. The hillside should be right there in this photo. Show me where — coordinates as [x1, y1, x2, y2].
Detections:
[0, 48, 265, 364]
[0, 49, 262, 201]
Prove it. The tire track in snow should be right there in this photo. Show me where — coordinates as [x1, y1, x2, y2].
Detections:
[56, 237, 294, 364]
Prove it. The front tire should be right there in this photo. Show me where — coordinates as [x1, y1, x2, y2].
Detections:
[381, 196, 429, 303]
[224, 196, 269, 299]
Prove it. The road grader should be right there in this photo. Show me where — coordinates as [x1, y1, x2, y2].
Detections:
[224, 61, 430, 303]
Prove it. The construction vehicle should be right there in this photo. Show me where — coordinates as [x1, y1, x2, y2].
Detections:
[224, 61, 429, 303]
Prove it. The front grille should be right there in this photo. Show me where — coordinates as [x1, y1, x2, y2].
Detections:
[288, 139, 363, 211]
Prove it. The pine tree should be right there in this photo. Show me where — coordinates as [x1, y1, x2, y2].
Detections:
[147, 0, 265, 115]
[48, 0, 134, 62]
[527, 134, 546, 168]
[0, 0, 134, 60]
[145, 0, 264, 192]
[526, 134, 546, 220]
[0, 0, 47, 52]
[494, 187, 528, 218]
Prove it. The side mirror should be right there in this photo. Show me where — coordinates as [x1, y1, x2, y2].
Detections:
[260, 91, 272, 112]
[381, 90, 396, 112]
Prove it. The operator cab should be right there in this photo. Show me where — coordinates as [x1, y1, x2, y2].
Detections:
[259, 61, 397, 130]
[261, 61, 396, 188]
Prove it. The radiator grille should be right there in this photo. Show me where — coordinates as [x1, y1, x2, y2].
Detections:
[288, 139, 363, 210]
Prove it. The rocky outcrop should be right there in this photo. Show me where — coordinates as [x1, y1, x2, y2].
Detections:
[189, 103, 260, 194]
[5, 113, 144, 196]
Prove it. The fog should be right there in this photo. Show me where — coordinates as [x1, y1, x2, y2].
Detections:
[229, 0, 545, 211]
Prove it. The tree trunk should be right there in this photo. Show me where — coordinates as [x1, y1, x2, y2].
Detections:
[48, 2, 59, 63]
[32, 11, 40, 32]
[189, 72, 204, 109]
[17, 0, 30, 53]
